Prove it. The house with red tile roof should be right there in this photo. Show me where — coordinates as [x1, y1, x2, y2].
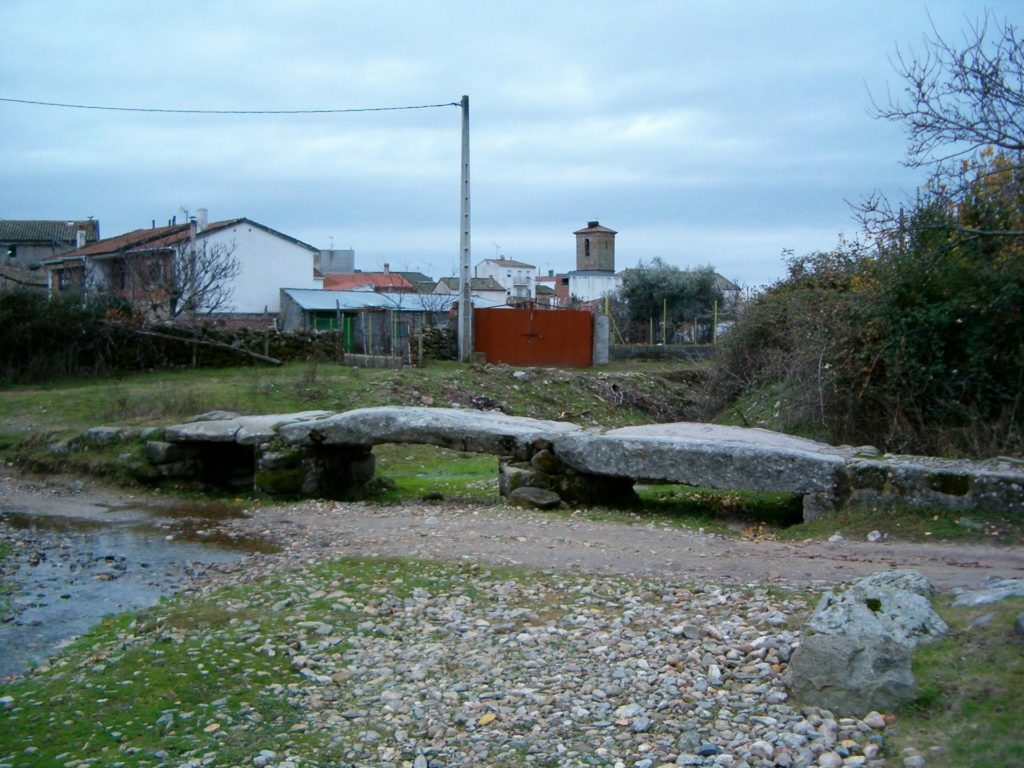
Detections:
[42, 210, 319, 326]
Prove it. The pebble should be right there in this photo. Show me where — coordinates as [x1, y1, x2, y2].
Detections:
[862, 711, 886, 730]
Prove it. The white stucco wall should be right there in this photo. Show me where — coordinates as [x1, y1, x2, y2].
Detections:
[569, 273, 622, 302]
[475, 259, 536, 299]
[200, 223, 318, 313]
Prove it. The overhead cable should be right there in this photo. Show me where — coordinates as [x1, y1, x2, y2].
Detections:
[0, 97, 461, 115]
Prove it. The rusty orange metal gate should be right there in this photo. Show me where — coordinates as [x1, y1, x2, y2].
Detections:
[474, 307, 593, 367]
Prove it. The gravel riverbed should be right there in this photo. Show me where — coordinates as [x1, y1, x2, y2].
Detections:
[221, 569, 887, 768]
[3, 473, 1021, 767]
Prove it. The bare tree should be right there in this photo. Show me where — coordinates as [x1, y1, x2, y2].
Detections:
[860, 11, 1024, 241]
[414, 287, 455, 324]
[123, 239, 241, 323]
[874, 12, 1023, 165]
[170, 239, 241, 320]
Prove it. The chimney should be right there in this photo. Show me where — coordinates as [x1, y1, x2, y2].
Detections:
[75, 228, 86, 249]
[588, 220, 599, 228]
[190, 219, 197, 238]
[196, 207, 208, 233]
[383, 262, 390, 274]
[548, 269, 554, 277]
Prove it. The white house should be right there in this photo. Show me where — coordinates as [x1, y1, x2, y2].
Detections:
[434, 275, 508, 306]
[43, 210, 320, 326]
[474, 255, 537, 300]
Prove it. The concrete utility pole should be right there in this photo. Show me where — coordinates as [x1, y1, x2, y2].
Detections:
[458, 95, 472, 361]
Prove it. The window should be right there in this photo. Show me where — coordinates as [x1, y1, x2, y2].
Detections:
[584, 239, 590, 258]
[5, 245, 16, 259]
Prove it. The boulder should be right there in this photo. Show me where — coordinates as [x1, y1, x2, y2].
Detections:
[785, 569, 947, 715]
[507, 486, 562, 510]
[951, 577, 1024, 607]
[83, 426, 124, 445]
[786, 632, 916, 715]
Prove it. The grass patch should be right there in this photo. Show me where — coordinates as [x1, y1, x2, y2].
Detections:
[714, 380, 829, 442]
[889, 596, 1024, 768]
[0, 361, 701, 440]
[776, 504, 1024, 545]
[372, 443, 499, 503]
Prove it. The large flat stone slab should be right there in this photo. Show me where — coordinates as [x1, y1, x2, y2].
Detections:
[848, 454, 1024, 516]
[279, 406, 583, 460]
[552, 422, 851, 494]
[165, 411, 334, 445]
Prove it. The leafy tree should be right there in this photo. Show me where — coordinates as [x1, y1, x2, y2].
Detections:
[716, 154, 1024, 456]
[618, 259, 723, 341]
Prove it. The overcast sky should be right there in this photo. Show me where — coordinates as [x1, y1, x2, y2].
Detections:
[2, 0, 1020, 287]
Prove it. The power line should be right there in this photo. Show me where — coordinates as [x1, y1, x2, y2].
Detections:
[0, 96, 461, 115]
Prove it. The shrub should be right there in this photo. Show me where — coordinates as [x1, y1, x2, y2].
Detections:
[713, 159, 1024, 457]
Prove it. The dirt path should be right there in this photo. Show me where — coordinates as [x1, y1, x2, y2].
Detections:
[228, 497, 1023, 591]
[5, 471, 1019, 592]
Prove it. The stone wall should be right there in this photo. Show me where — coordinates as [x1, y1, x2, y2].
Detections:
[609, 344, 718, 362]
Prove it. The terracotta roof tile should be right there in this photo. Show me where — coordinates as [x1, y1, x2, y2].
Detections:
[0, 219, 100, 244]
[322, 273, 415, 291]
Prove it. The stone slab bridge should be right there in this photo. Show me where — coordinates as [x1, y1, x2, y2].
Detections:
[146, 406, 1024, 521]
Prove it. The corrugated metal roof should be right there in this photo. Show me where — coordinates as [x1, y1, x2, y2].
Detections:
[282, 288, 504, 312]
[0, 219, 100, 244]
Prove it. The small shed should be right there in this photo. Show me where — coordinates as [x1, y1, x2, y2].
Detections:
[280, 287, 503, 358]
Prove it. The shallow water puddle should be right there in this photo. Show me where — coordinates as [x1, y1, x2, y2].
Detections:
[0, 502, 273, 678]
